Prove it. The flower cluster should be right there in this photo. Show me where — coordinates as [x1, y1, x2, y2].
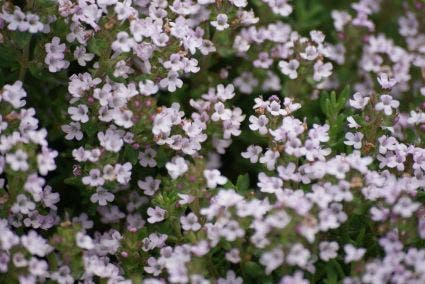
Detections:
[0, 0, 425, 283]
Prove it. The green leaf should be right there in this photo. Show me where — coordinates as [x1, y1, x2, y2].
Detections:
[88, 37, 109, 57]
[123, 145, 139, 165]
[236, 174, 250, 192]
[337, 85, 351, 110]
[83, 121, 99, 138]
[64, 176, 82, 186]
[12, 32, 32, 49]
[0, 46, 19, 67]
[241, 261, 266, 280]
[156, 148, 170, 168]
[324, 263, 338, 284]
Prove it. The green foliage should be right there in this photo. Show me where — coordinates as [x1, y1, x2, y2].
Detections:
[320, 86, 351, 151]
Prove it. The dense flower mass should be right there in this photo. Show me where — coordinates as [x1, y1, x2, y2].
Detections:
[0, 0, 425, 283]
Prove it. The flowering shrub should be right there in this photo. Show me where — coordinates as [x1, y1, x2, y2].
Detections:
[0, 0, 425, 283]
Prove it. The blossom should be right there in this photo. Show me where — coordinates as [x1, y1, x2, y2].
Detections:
[349, 92, 369, 110]
[203, 169, 227, 188]
[1, 1, 425, 283]
[211, 102, 232, 121]
[111, 32, 135, 53]
[259, 149, 280, 170]
[98, 129, 124, 152]
[2, 81, 27, 108]
[147, 206, 166, 223]
[319, 241, 339, 261]
[90, 187, 114, 206]
[217, 271, 242, 284]
[21, 231, 53, 257]
[249, 115, 269, 135]
[313, 61, 333, 81]
[375, 95, 399, 115]
[115, 162, 132, 185]
[180, 213, 201, 231]
[344, 132, 364, 149]
[82, 169, 104, 187]
[286, 243, 311, 268]
[73, 46, 94, 66]
[139, 80, 159, 96]
[6, 150, 29, 171]
[279, 59, 300, 79]
[260, 248, 284, 274]
[241, 145, 263, 163]
[159, 71, 183, 92]
[211, 14, 229, 31]
[76, 232, 94, 250]
[61, 122, 83, 140]
[68, 104, 89, 123]
[344, 244, 366, 263]
[166, 156, 188, 180]
[377, 73, 397, 89]
[138, 176, 161, 196]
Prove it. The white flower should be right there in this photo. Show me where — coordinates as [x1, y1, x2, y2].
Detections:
[260, 248, 284, 274]
[159, 71, 183, 92]
[82, 169, 104, 187]
[300, 46, 318, 60]
[139, 80, 159, 96]
[217, 84, 235, 101]
[11, 194, 35, 214]
[138, 176, 161, 196]
[61, 122, 83, 140]
[319, 241, 339, 261]
[279, 59, 300, 79]
[37, 147, 58, 175]
[203, 169, 227, 189]
[74, 46, 94, 66]
[21, 231, 53, 257]
[313, 61, 333, 81]
[165, 156, 188, 179]
[211, 102, 232, 121]
[76, 232, 94, 250]
[349, 92, 369, 110]
[241, 145, 263, 163]
[347, 116, 360, 129]
[344, 132, 363, 149]
[377, 73, 397, 89]
[111, 31, 135, 53]
[180, 213, 201, 231]
[375, 95, 399, 116]
[138, 148, 157, 167]
[147, 206, 166, 223]
[68, 104, 89, 123]
[90, 187, 114, 206]
[115, 162, 132, 185]
[229, 0, 247, 8]
[249, 115, 269, 135]
[177, 193, 195, 205]
[2, 81, 27, 108]
[344, 244, 366, 263]
[98, 129, 123, 152]
[286, 243, 311, 268]
[217, 271, 243, 284]
[259, 150, 280, 170]
[211, 14, 229, 31]
[6, 149, 29, 171]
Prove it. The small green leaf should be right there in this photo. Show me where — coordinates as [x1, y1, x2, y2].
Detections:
[13, 32, 32, 49]
[236, 174, 250, 192]
[123, 145, 139, 165]
[88, 37, 109, 57]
